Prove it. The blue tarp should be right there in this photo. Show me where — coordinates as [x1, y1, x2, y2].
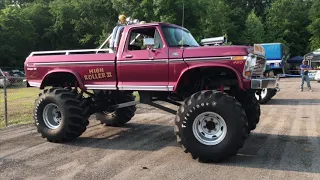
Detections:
[260, 43, 283, 60]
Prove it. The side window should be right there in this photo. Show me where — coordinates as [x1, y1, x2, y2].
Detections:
[154, 29, 163, 49]
[127, 27, 164, 51]
[128, 31, 144, 50]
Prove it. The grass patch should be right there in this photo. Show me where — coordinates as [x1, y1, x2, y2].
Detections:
[0, 87, 41, 128]
[0, 87, 141, 128]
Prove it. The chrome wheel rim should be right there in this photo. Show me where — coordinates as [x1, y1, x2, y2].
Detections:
[43, 103, 62, 129]
[192, 112, 227, 145]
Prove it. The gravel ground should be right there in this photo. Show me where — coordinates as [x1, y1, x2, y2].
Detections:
[0, 78, 320, 180]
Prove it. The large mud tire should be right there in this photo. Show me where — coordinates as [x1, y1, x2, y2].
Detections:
[34, 88, 90, 142]
[236, 90, 261, 132]
[96, 93, 136, 127]
[174, 90, 249, 163]
[255, 88, 277, 104]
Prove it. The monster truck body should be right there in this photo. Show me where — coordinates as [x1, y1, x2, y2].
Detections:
[24, 17, 278, 162]
[199, 37, 281, 104]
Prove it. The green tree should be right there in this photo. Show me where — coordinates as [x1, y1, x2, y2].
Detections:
[243, 9, 265, 45]
[154, 0, 202, 38]
[247, 0, 274, 17]
[308, 0, 320, 50]
[111, 0, 202, 40]
[0, 0, 318, 68]
[0, 1, 5, 9]
[266, 0, 311, 56]
[199, 0, 237, 43]
[71, 0, 118, 46]
[2, 0, 37, 7]
[47, 0, 80, 49]
[0, 7, 36, 67]
[48, 0, 117, 49]
[22, 1, 53, 51]
[225, 0, 274, 18]
[224, 0, 254, 43]
[111, 0, 156, 21]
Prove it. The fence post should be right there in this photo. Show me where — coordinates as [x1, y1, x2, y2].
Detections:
[0, 68, 8, 127]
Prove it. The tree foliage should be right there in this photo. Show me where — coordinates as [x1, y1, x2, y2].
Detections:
[243, 10, 265, 45]
[265, 0, 311, 56]
[0, 7, 36, 67]
[199, 0, 236, 42]
[0, 0, 319, 68]
[308, 0, 320, 51]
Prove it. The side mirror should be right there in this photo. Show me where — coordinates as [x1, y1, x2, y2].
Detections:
[143, 38, 155, 46]
[143, 38, 155, 59]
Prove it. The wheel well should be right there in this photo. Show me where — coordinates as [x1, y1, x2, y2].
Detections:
[175, 67, 241, 96]
[41, 72, 79, 89]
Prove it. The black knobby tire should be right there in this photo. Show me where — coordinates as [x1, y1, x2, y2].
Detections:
[174, 90, 249, 162]
[271, 88, 277, 97]
[96, 93, 136, 127]
[34, 88, 90, 142]
[256, 88, 277, 104]
[236, 90, 261, 131]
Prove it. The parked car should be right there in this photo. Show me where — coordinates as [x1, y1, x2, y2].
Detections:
[314, 70, 320, 83]
[2, 71, 16, 86]
[10, 69, 26, 84]
[11, 69, 25, 77]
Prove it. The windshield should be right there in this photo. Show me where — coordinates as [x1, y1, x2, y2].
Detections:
[161, 26, 199, 47]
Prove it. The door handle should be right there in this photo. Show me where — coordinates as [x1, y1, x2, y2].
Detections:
[125, 55, 133, 58]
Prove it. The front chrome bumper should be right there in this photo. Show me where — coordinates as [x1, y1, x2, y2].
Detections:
[251, 78, 278, 89]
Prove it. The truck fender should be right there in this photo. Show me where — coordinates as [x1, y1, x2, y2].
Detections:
[40, 69, 85, 90]
[174, 64, 245, 91]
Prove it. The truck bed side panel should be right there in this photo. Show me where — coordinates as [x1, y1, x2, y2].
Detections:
[25, 53, 116, 89]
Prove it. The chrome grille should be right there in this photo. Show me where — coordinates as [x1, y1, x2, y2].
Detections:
[252, 56, 266, 77]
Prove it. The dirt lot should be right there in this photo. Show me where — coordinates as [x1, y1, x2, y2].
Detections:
[0, 78, 320, 180]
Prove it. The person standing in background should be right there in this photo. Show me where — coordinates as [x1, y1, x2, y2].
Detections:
[300, 60, 313, 92]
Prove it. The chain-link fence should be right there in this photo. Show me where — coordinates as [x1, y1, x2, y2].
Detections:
[0, 67, 41, 128]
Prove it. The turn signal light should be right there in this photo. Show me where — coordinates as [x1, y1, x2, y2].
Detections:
[244, 71, 251, 77]
[232, 56, 247, 61]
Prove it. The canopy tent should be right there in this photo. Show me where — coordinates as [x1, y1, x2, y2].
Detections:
[287, 56, 303, 63]
[304, 48, 320, 67]
[280, 49, 320, 79]
[304, 48, 320, 60]
[301, 49, 320, 79]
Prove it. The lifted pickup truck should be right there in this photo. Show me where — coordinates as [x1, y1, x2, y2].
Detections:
[24, 17, 277, 162]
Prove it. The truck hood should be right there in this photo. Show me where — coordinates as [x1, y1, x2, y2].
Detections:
[182, 46, 250, 59]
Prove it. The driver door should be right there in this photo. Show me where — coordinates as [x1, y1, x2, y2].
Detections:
[117, 26, 169, 91]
